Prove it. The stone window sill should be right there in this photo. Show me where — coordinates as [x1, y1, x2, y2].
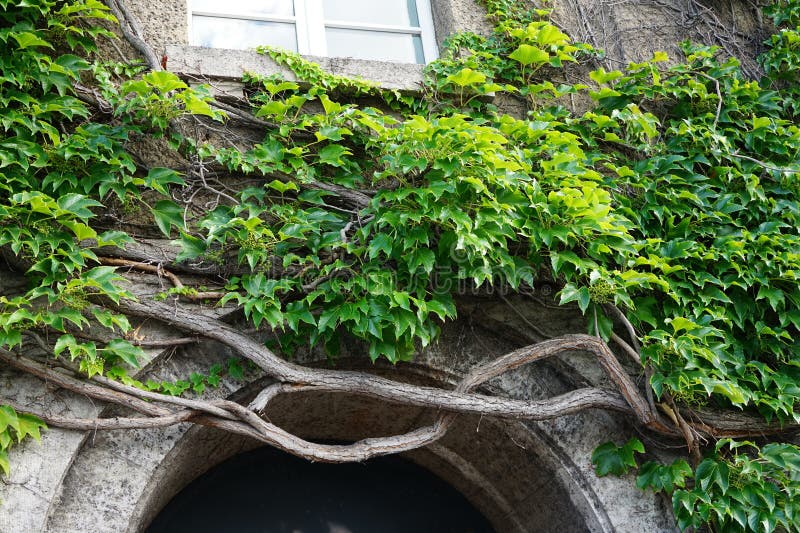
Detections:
[165, 44, 426, 95]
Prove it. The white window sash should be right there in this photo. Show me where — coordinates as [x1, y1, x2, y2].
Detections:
[416, 0, 439, 61]
[191, 11, 296, 24]
[302, 0, 327, 56]
[324, 21, 423, 34]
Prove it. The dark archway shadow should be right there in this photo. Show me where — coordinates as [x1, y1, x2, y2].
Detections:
[146, 445, 495, 533]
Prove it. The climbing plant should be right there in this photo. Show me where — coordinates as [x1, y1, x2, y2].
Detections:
[0, 0, 799, 530]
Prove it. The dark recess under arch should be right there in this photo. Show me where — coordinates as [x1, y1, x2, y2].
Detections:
[147, 445, 496, 533]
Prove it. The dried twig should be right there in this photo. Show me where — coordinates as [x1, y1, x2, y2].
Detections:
[730, 151, 800, 174]
[104, 0, 161, 72]
[697, 72, 723, 130]
[97, 257, 227, 300]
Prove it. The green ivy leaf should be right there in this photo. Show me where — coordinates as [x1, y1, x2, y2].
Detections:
[637, 460, 692, 493]
[446, 68, 487, 87]
[143, 70, 188, 93]
[183, 94, 215, 117]
[144, 167, 184, 195]
[175, 231, 207, 263]
[56, 193, 102, 219]
[100, 339, 142, 368]
[12, 31, 52, 49]
[588, 304, 614, 341]
[368, 233, 393, 259]
[509, 44, 549, 66]
[0, 450, 9, 476]
[559, 284, 591, 313]
[318, 144, 349, 166]
[592, 438, 645, 476]
[695, 458, 730, 493]
[0, 406, 19, 435]
[151, 200, 184, 236]
[54, 334, 77, 357]
[14, 414, 45, 443]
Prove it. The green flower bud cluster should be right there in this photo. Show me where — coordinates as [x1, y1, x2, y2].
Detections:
[588, 280, 616, 304]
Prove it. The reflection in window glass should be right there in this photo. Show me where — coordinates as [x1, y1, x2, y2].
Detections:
[322, 0, 419, 26]
[325, 28, 423, 63]
[192, 16, 297, 50]
[192, 0, 294, 16]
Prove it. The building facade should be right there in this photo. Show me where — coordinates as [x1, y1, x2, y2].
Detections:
[0, 0, 768, 531]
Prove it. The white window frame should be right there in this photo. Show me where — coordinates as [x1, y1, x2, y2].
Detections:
[188, 0, 438, 63]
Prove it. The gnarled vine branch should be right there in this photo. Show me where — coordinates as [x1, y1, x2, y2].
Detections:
[5, 292, 796, 467]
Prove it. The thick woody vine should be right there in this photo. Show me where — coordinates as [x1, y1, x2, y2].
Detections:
[1, 0, 800, 530]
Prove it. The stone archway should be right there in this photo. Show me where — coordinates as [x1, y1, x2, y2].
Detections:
[24, 299, 676, 533]
[43, 373, 602, 533]
[128, 381, 596, 533]
[0, 263, 677, 532]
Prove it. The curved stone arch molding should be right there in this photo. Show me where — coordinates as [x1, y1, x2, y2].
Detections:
[31, 318, 674, 533]
[0, 271, 238, 533]
[41, 374, 602, 533]
[0, 318, 192, 532]
[124, 376, 619, 533]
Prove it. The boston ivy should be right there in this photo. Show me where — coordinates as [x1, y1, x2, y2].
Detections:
[0, 0, 799, 530]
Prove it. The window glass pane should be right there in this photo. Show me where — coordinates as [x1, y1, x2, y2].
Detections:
[191, 0, 294, 17]
[322, 0, 419, 26]
[192, 16, 297, 50]
[325, 28, 423, 63]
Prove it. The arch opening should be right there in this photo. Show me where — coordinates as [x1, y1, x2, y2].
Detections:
[130, 375, 599, 533]
[36, 321, 671, 533]
[146, 445, 495, 533]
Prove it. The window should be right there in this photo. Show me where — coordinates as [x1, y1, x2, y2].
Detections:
[189, 0, 438, 64]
